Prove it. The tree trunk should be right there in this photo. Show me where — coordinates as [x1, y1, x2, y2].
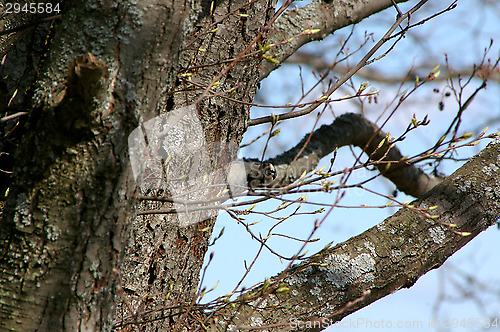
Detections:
[0, 0, 274, 330]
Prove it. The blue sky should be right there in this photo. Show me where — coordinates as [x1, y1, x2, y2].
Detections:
[199, 1, 500, 330]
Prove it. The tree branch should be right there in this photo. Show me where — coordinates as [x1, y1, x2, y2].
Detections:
[259, 0, 412, 80]
[250, 0, 426, 127]
[268, 113, 440, 198]
[214, 139, 500, 331]
[286, 51, 500, 84]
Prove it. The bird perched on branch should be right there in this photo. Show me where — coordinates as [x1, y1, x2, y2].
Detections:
[245, 160, 277, 188]
[226, 160, 277, 198]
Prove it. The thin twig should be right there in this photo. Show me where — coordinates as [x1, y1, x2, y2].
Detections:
[0, 112, 28, 123]
[248, 0, 429, 126]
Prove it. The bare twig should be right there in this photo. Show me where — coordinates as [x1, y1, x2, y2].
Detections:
[248, 0, 429, 126]
[0, 112, 28, 123]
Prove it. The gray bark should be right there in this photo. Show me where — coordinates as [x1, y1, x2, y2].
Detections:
[0, 0, 274, 330]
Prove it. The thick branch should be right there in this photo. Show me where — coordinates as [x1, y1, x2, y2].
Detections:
[215, 139, 500, 331]
[260, 0, 411, 79]
[268, 113, 440, 197]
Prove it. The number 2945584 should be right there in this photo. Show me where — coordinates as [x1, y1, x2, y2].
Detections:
[5, 3, 61, 15]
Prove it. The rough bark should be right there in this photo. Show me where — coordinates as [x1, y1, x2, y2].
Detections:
[0, 0, 274, 330]
[114, 1, 275, 330]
